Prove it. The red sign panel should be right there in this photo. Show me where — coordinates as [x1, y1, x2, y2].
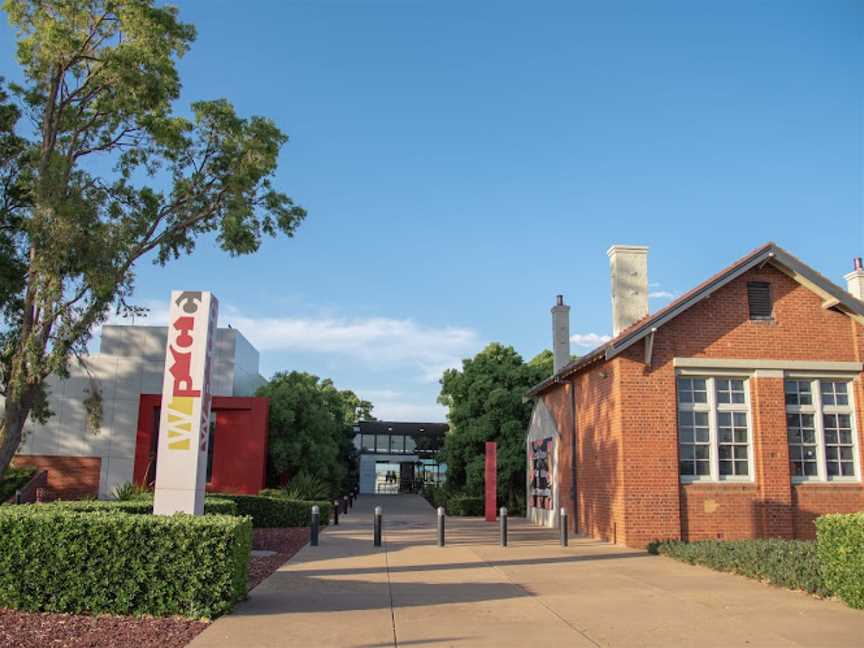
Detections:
[485, 441, 497, 522]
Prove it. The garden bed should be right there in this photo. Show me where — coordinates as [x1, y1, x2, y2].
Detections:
[0, 526, 310, 647]
[0, 607, 207, 648]
[248, 527, 310, 591]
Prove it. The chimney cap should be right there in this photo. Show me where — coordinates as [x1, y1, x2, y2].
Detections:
[607, 244, 649, 258]
[556, 295, 564, 306]
[854, 257, 863, 272]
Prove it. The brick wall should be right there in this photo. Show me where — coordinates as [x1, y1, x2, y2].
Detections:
[13, 455, 101, 500]
[542, 264, 864, 548]
[544, 361, 628, 544]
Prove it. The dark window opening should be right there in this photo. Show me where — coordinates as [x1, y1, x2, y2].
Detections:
[747, 281, 772, 319]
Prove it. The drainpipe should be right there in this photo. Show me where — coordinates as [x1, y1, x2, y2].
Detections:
[570, 377, 579, 534]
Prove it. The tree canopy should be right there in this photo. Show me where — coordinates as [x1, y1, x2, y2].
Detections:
[0, 0, 305, 473]
[437, 343, 552, 512]
[257, 371, 374, 494]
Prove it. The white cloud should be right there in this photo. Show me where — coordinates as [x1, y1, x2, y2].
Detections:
[648, 290, 676, 300]
[227, 313, 480, 383]
[368, 398, 447, 422]
[570, 332, 612, 348]
[96, 300, 482, 385]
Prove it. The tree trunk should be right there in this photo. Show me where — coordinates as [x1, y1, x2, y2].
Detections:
[0, 396, 30, 475]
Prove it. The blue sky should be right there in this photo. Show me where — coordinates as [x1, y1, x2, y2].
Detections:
[1, 1, 862, 421]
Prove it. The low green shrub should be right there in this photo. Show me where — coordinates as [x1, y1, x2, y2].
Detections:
[816, 512, 864, 609]
[0, 466, 37, 502]
[284, 472, 330, 500]
[446, 495, 485, 517]
[421, 484, 447, 509]
[215, 493, 332, 528]
[111, 481, 152, 501]
[0, 507, 251, 618]
[43, 496, 238, 516]
[652, 538, 828, 596]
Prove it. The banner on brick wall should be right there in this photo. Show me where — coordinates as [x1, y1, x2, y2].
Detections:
[153, 291, 218, 516]
[530, 437, 553, 511]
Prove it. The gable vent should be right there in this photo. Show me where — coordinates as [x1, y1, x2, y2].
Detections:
[747, 281, 772, 319]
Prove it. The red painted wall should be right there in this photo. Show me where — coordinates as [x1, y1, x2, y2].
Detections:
[134, 394, 269, 495]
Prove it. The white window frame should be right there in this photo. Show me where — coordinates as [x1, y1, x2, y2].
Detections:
[785, 376, 861, 484]
[677, 374, 755, 484]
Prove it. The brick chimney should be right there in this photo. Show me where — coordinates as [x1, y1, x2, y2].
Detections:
[845, 257, 864, 301]
[551, 295, 570, 374]
[608, 245, 649, 336]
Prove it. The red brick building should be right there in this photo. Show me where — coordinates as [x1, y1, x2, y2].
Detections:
[525, 243, 864, 548]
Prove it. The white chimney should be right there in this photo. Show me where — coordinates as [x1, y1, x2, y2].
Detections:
[551, 294, 570, 374]
[608, 244, 649, 336]
[845, 257, 864, 301]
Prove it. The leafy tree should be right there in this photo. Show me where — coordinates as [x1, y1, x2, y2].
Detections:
[437, 343, 552, 512]
[0, 0, 305, 474]
[257, 372, 373, 494]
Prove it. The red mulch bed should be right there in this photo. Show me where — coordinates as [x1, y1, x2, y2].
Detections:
[0, 527, 309, 648]
[248, 527, 309, 591]
[0, 608, 207, 648]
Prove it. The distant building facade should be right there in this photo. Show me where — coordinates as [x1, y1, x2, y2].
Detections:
[12, 325, 268, 499]
[353, 421, 448, 494]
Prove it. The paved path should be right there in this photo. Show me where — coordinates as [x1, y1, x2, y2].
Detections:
[190, 495, 864, 647]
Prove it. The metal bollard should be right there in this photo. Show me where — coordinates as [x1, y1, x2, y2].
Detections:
[333, 500, 340, 525]
[373, 505, 383, 547]
[14, 490, 21, 505]
[499, 507, 508, 547]
[560, 507, 568, 547]
[311, 505, 320, 546]
[437, 506, 446, 547]
[343, 495, 349, 514]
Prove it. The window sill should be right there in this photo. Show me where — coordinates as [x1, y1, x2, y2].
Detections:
[680, 480, 757, 489]
[792, 480, 862, 488]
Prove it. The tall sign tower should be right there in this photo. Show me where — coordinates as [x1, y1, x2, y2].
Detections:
[153, 291, 219, 515]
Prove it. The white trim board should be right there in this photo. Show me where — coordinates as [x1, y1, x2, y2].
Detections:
[673, 358, 864, 372]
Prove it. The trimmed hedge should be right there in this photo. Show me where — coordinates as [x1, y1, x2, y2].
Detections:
[816, 512, 864, 609]
[0, 507, 251, 618]
[42, 497, 238, 516]
[649, 538, 829, 596]
[214, 493, 332, 528]
[446, 495, 485, 517]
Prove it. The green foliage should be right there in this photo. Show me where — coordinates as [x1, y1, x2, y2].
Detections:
[284, 472, 330, 500]
[653, 538, 829, 597]
[214, 493, 332, 528]
[0, 506, 251, 618]
[816, 512, 864, 609]
[257, 372, 372, 493]
[445, 495, 485, 517]
[43, 496, 237, 516]
[110, 481, 151, 501]
[41, 496, 238, 515]
[0, 465, 36, 502]
[0, 0, 306, 476]
[438, 344, 553, 510]
[422, 483, 448, 509]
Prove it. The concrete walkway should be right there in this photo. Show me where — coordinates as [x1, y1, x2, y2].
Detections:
[190, 495, 864, 648]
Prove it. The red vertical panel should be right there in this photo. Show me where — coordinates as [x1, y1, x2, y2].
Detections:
[485, 441, 497, 521]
